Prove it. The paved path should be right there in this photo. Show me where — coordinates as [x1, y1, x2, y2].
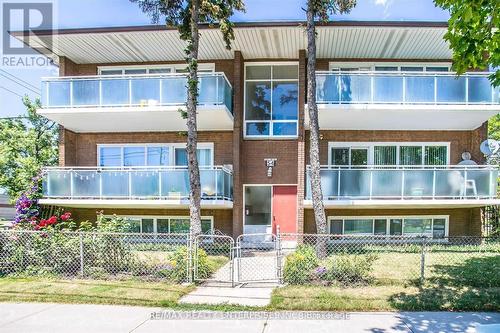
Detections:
[1, 302, 500, 333]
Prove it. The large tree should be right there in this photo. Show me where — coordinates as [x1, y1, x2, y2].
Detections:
[305, 0, 356, 241]
[0, 97, 58, 201]
[132, 0, 244, 235]
[434, 0, 499, 86]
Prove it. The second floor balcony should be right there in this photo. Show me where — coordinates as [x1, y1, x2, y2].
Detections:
[305, 165, 499, 208]
[40, 166, 233, 209]
[38, 73, 234, 132]
[310, 71, 500, 131]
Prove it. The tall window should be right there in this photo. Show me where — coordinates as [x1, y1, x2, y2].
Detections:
[98, 144, 213, 167]
[245, 64, 299, 137]
[110, 216, 213, 234]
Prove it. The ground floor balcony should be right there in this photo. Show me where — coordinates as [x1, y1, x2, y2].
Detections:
[304, 165, 500, 209]
[40, 166, 233, 209]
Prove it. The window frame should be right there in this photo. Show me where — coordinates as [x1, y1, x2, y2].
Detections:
[244, 62, 299, 139]
[329, 62, 452, 72]
[98, 63, 215, 75]
[328, 142, 450, 166]
[97, 142, 215, 167]
[328, 215, 449, 237]
[105, 215, 214, 234]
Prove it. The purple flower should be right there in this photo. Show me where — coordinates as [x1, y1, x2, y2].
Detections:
[315, 266, 327, 276]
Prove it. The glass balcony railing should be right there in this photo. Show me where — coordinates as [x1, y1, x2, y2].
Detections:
[41, 73, 233, 113]
[306, 165, 499, 200]
[42, 166, 233, 201]
[316, 71, 500, 105]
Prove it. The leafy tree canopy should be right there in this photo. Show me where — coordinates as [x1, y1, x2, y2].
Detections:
[0, 97, 58, 201]
[434, 0, 499, 86]
[307, 0, 356, 20]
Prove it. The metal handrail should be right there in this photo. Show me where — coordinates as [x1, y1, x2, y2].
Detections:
[42, 165, 233, 174]
[315, 70, 495, 77]
[308, 164, 499, 170]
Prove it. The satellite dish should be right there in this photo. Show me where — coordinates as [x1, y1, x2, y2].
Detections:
[480, 139, 500, 156]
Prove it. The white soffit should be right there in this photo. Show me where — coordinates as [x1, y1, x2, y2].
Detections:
[14, 23, 452, 64]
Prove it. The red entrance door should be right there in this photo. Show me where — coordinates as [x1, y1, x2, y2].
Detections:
[272, 186, 297, 234]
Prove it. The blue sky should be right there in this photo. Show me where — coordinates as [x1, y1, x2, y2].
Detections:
[0, 0, 449, 117]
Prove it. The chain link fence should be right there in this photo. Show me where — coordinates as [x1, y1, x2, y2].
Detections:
[1, 230, 499, 288]
[279, 233, 500, 287]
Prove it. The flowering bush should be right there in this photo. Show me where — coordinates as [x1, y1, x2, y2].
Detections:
[14, 174, 42, 225]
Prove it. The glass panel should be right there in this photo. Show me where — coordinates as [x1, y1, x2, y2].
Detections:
[339, 170, 370, 198]
[124, 69, 147, 75]
[48, 81, 70, 107]
[425, 146, 447, 165]
[403, 170, 434, 197]
[375, 66, 398, 71]
[435, 169, 464, 197]
[149, 68, 171, 74]
[101, 69, 123, 75]
[245, 81, 271, 120]
[161, 77, 187, 104]
[373, 76, 403, 102]
[436, 76, 466, 103]
[466, 169, 493, 197]
[468, 76, 492, 103]
[371, 170, 402, 197]
[141, 218, 155, 233]
[45, 171, 71, 197]
[157, 219, 169, 233]
[400, 146, 422, 165]
[101, 171, 129, 197]
[390, 219, 403, 235]
[433, 218, 446, 238]
[405, 76, 435, 103]
[201, 219, 212, 233]
[131, 78, 160, 105]
[101, 79, 129, 106]
[99, 147, 122, 167]
[403, 218, 432, 234]
[161, 169, 189, 197]
[123, 147, 145, 166]
[130, 171, 159, 197]
[200, 169, 216, 198]
[246, 122, 270, 136]
[401, 67, 424, 71]
[147, 147, 169, 166]
[426, 67, 449, 72]
[73, 80, 99, 106]
[198, 75, 218, 104]
[273, 122, 297, 136]
[170, 218, 190, 233]
[374, 146, 397, 165]
[374, 219, 387, 235]
[272, 82, 298, 120]
[316, 73, 340, 102]
[175, 148, 212, 166]
[330, 220, 343, 234]
[272, 65, 298, 80]
[331, 148, 349, 166]
[310, 169, 338, 199]
[72, 171, 100, 197]
[351, 149, 368, 166]
[344, 219, 373, 234]
[340, 74, 371, 102]
[245, 186, 271, 226]
[246, 66, 271, 80]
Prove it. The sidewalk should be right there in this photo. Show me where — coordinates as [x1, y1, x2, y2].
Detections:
[1, 302, 500, 333]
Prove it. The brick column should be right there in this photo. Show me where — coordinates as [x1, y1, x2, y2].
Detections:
[232, 51, 244, 238]
[297, 50, 307, 234]
[58, 127, 77, 166]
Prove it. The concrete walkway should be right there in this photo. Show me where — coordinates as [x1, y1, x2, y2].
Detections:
[1, 302, 500, 333]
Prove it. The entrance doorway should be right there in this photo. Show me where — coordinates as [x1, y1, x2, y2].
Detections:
[243, 185, 297, 234]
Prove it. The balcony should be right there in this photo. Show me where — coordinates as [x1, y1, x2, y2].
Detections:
[38, 73, 233, 132]
[305, 165, 500, 208]
[39, 166, 233, 209]
[309, 71, 500, 130]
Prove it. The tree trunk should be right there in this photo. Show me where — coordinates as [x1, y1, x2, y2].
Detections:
[186, 0, 202, 236]
[306, 3, 327, 258]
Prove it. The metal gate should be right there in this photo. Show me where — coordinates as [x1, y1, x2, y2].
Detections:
[193, 234, 235, 285]
[235, 233, 282, 283]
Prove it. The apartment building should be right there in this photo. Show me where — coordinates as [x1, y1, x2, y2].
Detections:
[14, 21, 500, 238]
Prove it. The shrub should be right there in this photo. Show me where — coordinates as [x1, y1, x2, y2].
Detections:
[283, 245, 319, 285]
[324, 253, 378, 285]
[156, 246, 215, 283]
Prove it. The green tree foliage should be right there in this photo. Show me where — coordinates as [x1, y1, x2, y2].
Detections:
[0, 97, 58, 201]
[434, 0, 499, 86]
[488, 114, 500, 141]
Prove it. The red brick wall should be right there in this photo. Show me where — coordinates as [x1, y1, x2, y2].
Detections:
[304, 207, 482, 236]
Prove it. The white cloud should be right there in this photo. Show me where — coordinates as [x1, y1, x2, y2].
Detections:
[374, 0, 388, 6]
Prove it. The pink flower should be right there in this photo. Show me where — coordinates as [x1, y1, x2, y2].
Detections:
[47, 216, 57, 225]
[60, 212, 71, 221]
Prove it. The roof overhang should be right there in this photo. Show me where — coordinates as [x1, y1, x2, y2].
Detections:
[11, 21, 452, 63]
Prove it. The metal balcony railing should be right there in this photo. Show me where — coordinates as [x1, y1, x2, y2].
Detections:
[41, 72, 233, 113]
[316, 71, 500, 105]
[42, 166, 233, 201]
[305, 165, 499, 200]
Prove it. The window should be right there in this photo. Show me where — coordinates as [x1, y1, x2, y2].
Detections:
[245, 64, 299, 137]
[329, 62, 450, 72]
[98, 144, 213, 167]
[328, 216, 448, 237]
[99, 64, 215, 75]
[117, 216, 213, 234]
[329, 142, 449, 166]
